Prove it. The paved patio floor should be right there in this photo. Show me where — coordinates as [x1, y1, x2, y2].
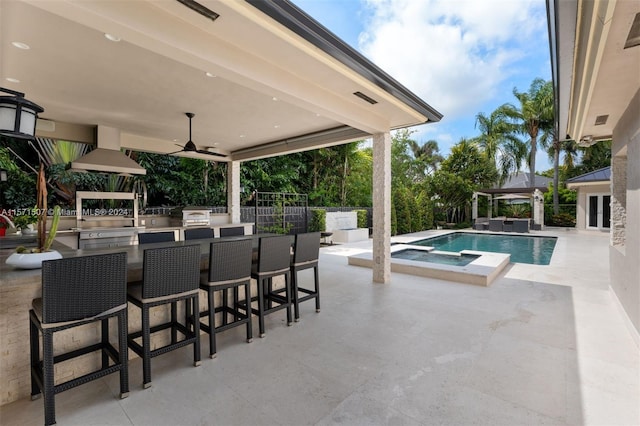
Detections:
[1, 229, 638, 425]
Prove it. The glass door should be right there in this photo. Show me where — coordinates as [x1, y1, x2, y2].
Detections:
[587, 193, 610, 230]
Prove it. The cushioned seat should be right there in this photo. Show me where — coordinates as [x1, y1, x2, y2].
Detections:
[29, 253, 129, 426]
[127, 244, 201, 388]
[199, 239, 253, 358]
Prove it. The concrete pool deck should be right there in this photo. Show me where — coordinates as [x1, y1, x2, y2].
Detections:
[1, 227, 638, 425]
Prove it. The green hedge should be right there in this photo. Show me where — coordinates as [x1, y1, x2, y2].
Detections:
[309, 208, 326, 232]
[353, 209, 367, 228]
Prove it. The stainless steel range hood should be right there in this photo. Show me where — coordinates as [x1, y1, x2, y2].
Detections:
[71, 125, 146, 175]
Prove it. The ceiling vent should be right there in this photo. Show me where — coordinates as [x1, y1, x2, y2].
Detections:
[176, 0, 219, 22]
[624, 13, 640, 49]
[353, 91, 378, 105]
[594, 115, 609, 126]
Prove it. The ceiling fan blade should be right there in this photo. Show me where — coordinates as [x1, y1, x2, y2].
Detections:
[167, 149, 185, 155]
[196, 149, 228, 157]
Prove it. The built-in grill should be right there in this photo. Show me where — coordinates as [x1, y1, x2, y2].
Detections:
[75, 191, 142, 249]
[181, 207, 211, 227]
[78, 227, 140, 249]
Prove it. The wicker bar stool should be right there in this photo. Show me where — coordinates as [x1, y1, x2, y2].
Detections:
[29, 252, 129, 426]
[199, 239, 253, 358]
[249, 235, 292, 337]
[219, 226, 245, 237]
[138, 231, 175, 245]
[127, 244, 201, 388]
[290, 232, 321, 321]
[184, 227, 214, 240]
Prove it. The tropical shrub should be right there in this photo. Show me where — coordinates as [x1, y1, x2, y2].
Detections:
[393, 188, 412, 235]
[353, 209, 367, 229]
[549, 213, 576, 227]
[309, 208, 326, 232]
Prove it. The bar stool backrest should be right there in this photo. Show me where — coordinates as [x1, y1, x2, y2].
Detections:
[207, 239, 253, 282]
[138, 231, 175, 245]
[141, 245, 200, 299]
[184, 227, 214, 240]
[256, 235, 291, 273]
[293, 232, 321, 265]
[219, 226, 245, 237]
[41, 252, 128, 324]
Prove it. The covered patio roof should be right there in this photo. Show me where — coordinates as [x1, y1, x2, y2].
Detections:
[0, 0, 441, 161]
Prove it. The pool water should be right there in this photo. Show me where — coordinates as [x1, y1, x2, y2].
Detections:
[411, 232, 557, 265]
[392, 249, 480, 266]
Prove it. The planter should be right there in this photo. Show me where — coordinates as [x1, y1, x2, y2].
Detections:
[21, 224, 38, 235]
[5, 250, 62, 269]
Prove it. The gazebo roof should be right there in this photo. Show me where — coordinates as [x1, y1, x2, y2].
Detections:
[478, 172, 551, 194]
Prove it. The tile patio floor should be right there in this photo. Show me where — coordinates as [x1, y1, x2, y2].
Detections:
[1, 229, 638, 425]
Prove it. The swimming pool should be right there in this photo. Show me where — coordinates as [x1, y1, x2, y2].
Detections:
[410, 232, 557, 265]
[392, 249, 480, 266]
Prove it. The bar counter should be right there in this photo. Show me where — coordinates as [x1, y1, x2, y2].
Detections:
[0, 235, 272, 406]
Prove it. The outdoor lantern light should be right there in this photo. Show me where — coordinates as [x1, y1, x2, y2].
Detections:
[0, 169, 7, 182]
[0, 87, 44, 140]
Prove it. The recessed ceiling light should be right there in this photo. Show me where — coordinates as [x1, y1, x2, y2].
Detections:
[205, 72, 216, 78]
[104, 33, 121, 42]
[239, 134, 246, 138]
[11, 42, 30, 50]
[272, 97, 278, 101]
[5, 78, 20, 83]
[274, 125, 280, 129]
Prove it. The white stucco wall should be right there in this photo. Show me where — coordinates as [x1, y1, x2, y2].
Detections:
[610, 88, 640, 341]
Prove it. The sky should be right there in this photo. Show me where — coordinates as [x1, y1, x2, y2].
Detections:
[291, 0, 553, 171]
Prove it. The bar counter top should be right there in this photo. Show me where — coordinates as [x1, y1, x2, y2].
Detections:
[0, 234, 268, 288]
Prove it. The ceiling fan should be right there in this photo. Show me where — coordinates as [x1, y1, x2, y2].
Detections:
[169, 112, 227, 157]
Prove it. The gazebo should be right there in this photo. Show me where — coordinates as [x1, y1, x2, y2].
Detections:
[472, 172, 551, 230]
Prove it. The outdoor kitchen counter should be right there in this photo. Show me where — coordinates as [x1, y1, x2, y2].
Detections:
[0, 234, 274, 406]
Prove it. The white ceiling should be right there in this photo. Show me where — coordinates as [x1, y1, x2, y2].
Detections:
[1, 0, 437, 161]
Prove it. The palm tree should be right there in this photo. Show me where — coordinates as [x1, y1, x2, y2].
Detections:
[540, 128, 578, 214]
[500, 78, 554, 189]
[407, 138, 443, 178]
[474, 109, 527, 185]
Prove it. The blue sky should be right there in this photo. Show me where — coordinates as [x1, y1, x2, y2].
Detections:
[291, 0, 553, 171]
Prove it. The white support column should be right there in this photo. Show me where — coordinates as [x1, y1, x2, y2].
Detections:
[472, 193, 478, 222]
[228, 161, 241, 224]
[533, 189, 544, 229]
[372, 132, 391, 283]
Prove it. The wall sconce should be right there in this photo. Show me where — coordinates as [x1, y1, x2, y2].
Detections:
[0, 87, 44, 140]
[0, 169, 7, 182]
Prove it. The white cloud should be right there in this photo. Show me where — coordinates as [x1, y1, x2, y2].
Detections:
[359, 0, 546, 119]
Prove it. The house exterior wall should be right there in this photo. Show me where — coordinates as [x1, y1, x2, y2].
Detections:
[610, 88, 640, 341]
[573, 183, 611, 229]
